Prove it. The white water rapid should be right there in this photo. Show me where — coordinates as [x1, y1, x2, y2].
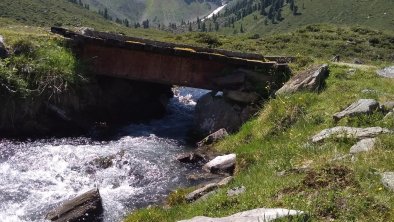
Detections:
[0, 87, 208, 222]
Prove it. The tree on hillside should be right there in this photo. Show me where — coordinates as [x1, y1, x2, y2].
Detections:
[104, 8, 109, 20]
[201, 22, 206, 32]
[214, 22, 219, 31]
[142, 19, 150, 28]
[124, 19, 130, 27]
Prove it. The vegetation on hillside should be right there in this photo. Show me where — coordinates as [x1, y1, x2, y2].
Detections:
[159, 24, 394, 65]
[183, 0, 394, 35]
[79, 0, 221, 27]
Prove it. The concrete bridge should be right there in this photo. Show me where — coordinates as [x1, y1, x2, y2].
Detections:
[51, 27, 291, 97]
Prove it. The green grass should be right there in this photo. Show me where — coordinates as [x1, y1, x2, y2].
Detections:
[125, 63, 394, 221]
[161, 24, 394, 65]
[0, 27, 82, 98]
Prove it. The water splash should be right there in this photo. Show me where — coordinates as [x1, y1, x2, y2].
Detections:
[0, 87, 208, 222]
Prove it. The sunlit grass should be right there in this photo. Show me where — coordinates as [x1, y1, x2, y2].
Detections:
[125, 65, 394, 222]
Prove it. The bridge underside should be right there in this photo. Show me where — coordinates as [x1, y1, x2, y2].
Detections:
[52, 27, 291, 97]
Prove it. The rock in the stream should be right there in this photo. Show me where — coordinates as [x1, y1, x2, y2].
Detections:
[312, 126, 391, 143]
[0, 35, 9, 59]
[223, 90, 260, 104]
[333, 99, 380, 121]
[178, 208, 305, 222]
[227, 186, 246, 197]
[350, 138, 377, 154]
[197, 128, 229, 147]
[203, 154, 236, 174]
[377, 66, 394, 79]
[381, 172, 394, 192]
[177, 152, 205, 164]
[276, 64, 329, 95]
[194, 93, 243, 134]
[46, 188, 103, 222]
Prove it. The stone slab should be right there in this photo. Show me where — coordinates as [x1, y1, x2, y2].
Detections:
[312, 126, 391, 143]
[333, 99, 379, 121]
[350, 138, 377, 154]
[178, 208, 305, 222]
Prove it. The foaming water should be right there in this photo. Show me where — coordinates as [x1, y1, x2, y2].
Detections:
[0, 87, 208, 222]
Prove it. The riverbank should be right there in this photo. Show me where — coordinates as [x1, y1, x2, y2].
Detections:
[123, 24, 394, 222]
[125, 64, 394, 221]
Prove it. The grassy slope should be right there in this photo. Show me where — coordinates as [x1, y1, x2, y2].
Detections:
[216, 0, 394, 35]
[125, 57, 394, 222]
[0, 0, 117, 28]
[123, 25, 394, 222]
[162, 24, 394, 65]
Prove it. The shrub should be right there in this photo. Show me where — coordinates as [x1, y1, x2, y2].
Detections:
[195, 33, 222, 48]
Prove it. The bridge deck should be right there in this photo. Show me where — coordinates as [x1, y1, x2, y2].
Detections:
[52, 27, 291, 96]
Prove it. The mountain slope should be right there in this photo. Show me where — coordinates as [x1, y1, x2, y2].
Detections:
[83, 0, 223, 24]
[202, 0, 394, 35]
[0, 0, 116, 29]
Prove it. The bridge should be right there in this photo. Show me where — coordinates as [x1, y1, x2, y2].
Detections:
[51, 27, 291, 97]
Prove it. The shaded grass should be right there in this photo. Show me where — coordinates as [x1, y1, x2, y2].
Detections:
[125, 64, 394, 221]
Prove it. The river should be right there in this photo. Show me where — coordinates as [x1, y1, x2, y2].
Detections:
[0, 87, 208, 222]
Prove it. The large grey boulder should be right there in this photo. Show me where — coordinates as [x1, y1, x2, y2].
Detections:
[203, 154, 236, 174]
[312, 126, 391, 143]
[333, 99, 380, 121]
[194, 93, 243, 134]
[381, 172, 394, 192]
[377, 66, 394, 79]
[178, 208, 305, 222]
[223, 90, 260, 104]
[349, 138, 377, 154]
[276, 64, 329, 95]
[197, 128, 229, 147]
[46, 188, 103, 222]
[0, 35, 9, 59]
